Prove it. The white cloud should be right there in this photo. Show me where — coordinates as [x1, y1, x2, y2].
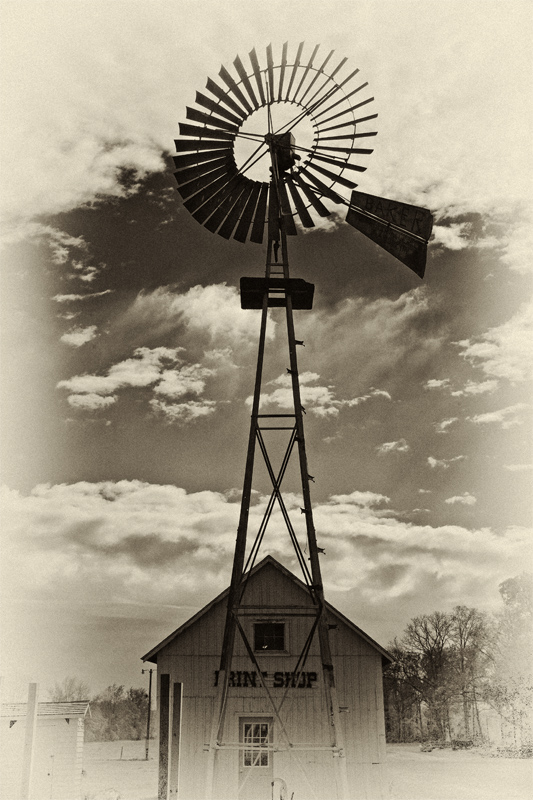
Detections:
[57, 347, 219, 419]
[445, 493, 477, 506]
[53, 290, 113, 303]
[328, 491, 390, 509]
[468, 403, 529, 429]
[451, 380, 499, 397]
[377, 439, 409, 455]
[254, 373, 391, 417]
[67, 393, 117, 410]
[428, 455, 465, 469]
[153, 365, 215, 399]
[1, 480, 527, 636]
[456, 303, 533, 383]
[503, 463, 532, 472]
[149, 398, 216, 423]
[424, 379, 451, 390]
[434, 418, 459, 434]
[122, 285, 273, 347]
[432, 223, 472, 251]
[60, 325, 98, 347]
[58, 347, 183, 397]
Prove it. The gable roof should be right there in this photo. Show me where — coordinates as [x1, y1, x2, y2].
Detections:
[142, 555, 392, 665]
[0, 701, 90, 720]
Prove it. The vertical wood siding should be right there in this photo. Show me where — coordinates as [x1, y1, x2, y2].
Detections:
[153, 563, 388, 799]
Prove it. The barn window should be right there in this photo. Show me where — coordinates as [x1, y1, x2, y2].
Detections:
[242, 722, 271, 767]
[254, 622, 285, 651]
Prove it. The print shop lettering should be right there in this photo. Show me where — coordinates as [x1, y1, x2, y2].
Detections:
[213, 670, 318, 688]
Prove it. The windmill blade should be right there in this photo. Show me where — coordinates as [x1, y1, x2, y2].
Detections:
[192, 174, 244, 224]
[346, 190, 434, 278]
[276, 177, 298, 236]
[318, 113, 378, 134]
[249, 48, 267, 106]
[314, 144, 369, 157]
[313, 81, 367, 121]
[184, 171, 238, 214]
[195, 91, 243, 126]
[266, 44, 275, 103]
[250, 182, 269, 243]
[218, 181, 257, 239]
[206, 179, 251, 234]
[306, 161, 358, 190]
[176, 165, 231, 200]
[312, 152, 369, 173]
[285, 41, 305, 101]
[173, 157, 230, 186]
[277, 42, 288, 101]
[179, 123, 236, 141]
[186, 107, 239, 133]
[175, 138, 233, 153]
[234, 55, 259, 110]
[219, 64, 254, 116]
[285, 177, 315, 228]
[293, 44, 320, 103]
[173, 150, 233, 171]
[299, 167, 344, 204]
[305, 56, 348, 109]
[234, 181, 263, 242]
[293, 174, 332, 217]
[298, 49, 334, 104]
[317, 96, 374, 127]
[206, 77, 248, 119]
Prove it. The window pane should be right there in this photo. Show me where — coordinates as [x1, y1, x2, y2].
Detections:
[242, 721, 271, 768]
[254, 622, 285, 651]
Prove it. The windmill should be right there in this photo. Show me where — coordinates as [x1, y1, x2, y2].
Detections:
[172, 43, 433, 800]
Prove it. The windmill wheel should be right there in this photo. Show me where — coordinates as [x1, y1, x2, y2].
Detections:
[173, 43, 378, 243]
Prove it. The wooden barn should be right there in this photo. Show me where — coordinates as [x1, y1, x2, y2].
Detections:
[142, 555, 391, 800]
[0, 699, 90, 800]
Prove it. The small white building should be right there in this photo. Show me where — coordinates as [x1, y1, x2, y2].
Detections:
[143, 556, 391, 800]
[0, 700, 90, 800]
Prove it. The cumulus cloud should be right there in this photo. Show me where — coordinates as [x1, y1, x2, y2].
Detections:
[1, 481, 527, 634]
[122, 284, 273, 348]
[428, 455, 465, 469]
[445, 493, 477, 506]
[67, 393, 117, 410]
[468, 403, 529, 429]
[377, 439, 410, 455]
[456, 303, 533, 383]
[434, 418, 458, 434]
[149, 398, 216, 423]
[424, 379, 451, 390]
[60, 325, 98, 347]
[451, 380, 499, 397]
[253, 373, 392, 418]
[432, 222, 472, 251]
[57, 346, 218, 419]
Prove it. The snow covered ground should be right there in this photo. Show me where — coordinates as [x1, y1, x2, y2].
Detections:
[81, 740, 532, 800]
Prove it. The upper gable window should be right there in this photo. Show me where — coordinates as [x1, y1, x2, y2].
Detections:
[254, 622, 285, 652]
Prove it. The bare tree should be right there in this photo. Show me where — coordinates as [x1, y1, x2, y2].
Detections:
[48, 676, 90, 702]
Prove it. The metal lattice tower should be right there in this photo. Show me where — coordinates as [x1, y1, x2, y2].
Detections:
[172, 43, 433, 800]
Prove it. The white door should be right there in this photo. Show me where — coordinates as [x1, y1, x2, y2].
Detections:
[238, 717, 274, 800]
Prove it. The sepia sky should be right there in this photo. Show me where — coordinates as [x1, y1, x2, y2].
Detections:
[1, 0, 531, 696]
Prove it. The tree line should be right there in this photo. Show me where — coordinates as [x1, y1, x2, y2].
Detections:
[383, 573, 532, 745]
[49, 679, 153, 742]
[50, 573, 532, 745]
